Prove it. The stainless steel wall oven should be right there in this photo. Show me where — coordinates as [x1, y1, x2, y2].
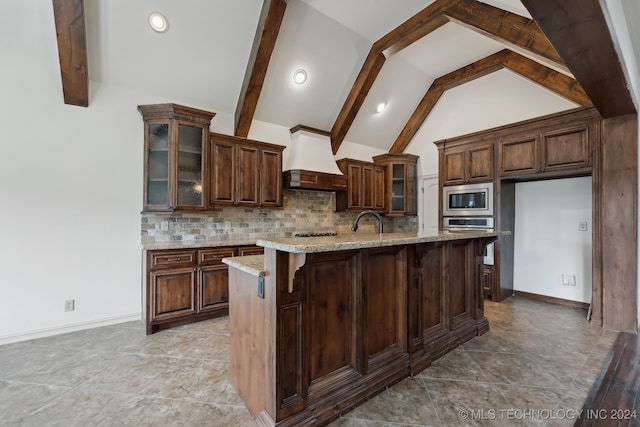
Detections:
[442, 182, 495, 265]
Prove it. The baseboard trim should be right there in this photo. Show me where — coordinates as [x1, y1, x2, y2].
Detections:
[514, 291, 589, 310]
[0, 313, 142, 346]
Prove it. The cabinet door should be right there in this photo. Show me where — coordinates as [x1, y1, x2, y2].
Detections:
[145, 121, 171, 211]
[467, 145, 493, 182]
[260, 148, 282, 207]
[175, 122, 207, 210]
[238, 246, 264, 256]
[373, 167, 386, 211]
[236, 144, 260, 205]
[210, 138, 236, 205]
[443, 151, 465, 185]
[406, 163, 417, 215]
[482, 265, 493, 299]
[542, 125, 591, 172]
[499, 135, 539, 176]
[149, 267, 197, 322]
[362, 166, 375, 209]
[389, 163, 406, 214]
[199, 265, 229, 312]
[347, 163, 362, 209]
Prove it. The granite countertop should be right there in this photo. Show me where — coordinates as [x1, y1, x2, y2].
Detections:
[257, 229, 509, 254]
[222, 255, 265, 277]
[141, 239, 258, 251]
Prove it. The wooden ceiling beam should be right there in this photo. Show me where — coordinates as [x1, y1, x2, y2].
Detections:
[389, 49, 590, 153]
[443, 0, 567, 73]
[330, 51, 386, 154]
[330, 0, 578, 154]
[521, 0, 636, 118]
[331, 0, 457, 154]
[52, 0, 89, 107]
[501, 51, 591, 106]
[377, 3, 456, 58]
[389, 50, 506, 154]
[235, 0, 287, 138]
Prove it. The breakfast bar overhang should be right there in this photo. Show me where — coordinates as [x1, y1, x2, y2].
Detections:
[223, 230, 507, 426]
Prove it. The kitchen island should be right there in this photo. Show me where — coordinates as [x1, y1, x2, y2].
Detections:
[223, 230, 506, 426]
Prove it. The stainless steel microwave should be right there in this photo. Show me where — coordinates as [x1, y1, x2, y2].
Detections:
[442, 182, 493, 217]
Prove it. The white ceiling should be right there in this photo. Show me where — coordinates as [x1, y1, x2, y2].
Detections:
[84, 0, 580, 152]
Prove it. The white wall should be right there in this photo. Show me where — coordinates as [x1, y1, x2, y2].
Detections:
[401, 69, 580, 240]
[403, 69, 579, 176]
[513, 178, 592, 303]
[0, 1, 176, 343]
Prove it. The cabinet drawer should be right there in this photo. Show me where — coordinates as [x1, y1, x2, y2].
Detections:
[238, 245, 264, 256]
[199, 248, 236, 266]
[149, 250, 197, 270]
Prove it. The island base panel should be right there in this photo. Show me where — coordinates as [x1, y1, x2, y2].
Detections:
[228, 235, 495, 426]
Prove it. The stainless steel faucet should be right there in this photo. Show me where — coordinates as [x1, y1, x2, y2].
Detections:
[351, 210, 383, 235]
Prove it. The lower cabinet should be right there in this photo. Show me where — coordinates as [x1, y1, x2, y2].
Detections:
[146, 245, 263, 334]
[482, 265, 494, 300]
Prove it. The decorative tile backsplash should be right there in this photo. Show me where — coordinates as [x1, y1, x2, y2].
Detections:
[141, 189, 419, 244]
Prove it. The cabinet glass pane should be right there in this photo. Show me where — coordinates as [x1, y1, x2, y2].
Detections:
[177, 125, 203, 206]
[147, 123, 169, 205]
[391, 164, 405, 211]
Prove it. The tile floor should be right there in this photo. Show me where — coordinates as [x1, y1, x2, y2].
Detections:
[0, 296, 618, 426]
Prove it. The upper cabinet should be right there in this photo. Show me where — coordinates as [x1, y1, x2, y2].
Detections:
[335, 158, 385, 212]
[139, 104, 216, 212]
[139, 103, 284, 212]
[441, 143, 494, 185]
[210, 133, 284, 208]
[499, 122, 593, 179]
[373, 154, 419, 216]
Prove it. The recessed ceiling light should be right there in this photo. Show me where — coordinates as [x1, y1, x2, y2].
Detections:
[293, 69, 307, 85]
[149, 12, 169, 33]
[376, 102, 387, 113]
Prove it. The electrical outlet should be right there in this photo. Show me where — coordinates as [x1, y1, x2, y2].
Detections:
[65, 299, 75, 312]
[579, 221, 588, 231]
[561, 275, 576, 286]
[161, 221, 169, 231]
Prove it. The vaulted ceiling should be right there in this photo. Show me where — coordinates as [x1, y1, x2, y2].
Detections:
[52, 0, 636, 155]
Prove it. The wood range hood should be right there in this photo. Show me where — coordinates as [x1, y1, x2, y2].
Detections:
[282, 125, 347, 192]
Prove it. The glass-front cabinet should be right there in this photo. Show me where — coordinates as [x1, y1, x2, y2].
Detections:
[138, 104, 215, 212]
[373, 153, 419, 216]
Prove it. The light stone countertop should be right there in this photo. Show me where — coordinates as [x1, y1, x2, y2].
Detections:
[257, 229, 509, 254]
[141, 239, 258, 251]
[222, 255, 266, 277]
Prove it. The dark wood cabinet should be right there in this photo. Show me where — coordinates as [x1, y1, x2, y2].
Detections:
[228, 235, 495, 425]
[138, 104, 216, 212]
[335, 158, 385, 212]
[236, 143, 260, 205]
[146, 244, 264, 334]
[498, 134, 538, 176]
[209, 133, 284, 208]
[198, 248, 236, 313]
[542, 124, 592, 172]
[499, 122, 593, 178]
[139, 103, 283, 212]
[442, 142, 494, 185]
[260, 148, 283, 206]
[482, 265, 494, 299]
[238, 245, 265, 256]
[435, 107, 601, 303]
[373, 153, 419, 216]
[210, 137, 236, 205]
